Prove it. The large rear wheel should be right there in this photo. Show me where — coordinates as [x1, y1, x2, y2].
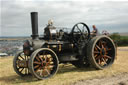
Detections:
[87, 35, 116, 70]
[29, 48, 59, 80]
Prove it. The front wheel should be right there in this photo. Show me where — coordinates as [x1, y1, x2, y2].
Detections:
[29, 48, 59, 80]
[13, 51, 30, 76]
[87, 35, 116, 70]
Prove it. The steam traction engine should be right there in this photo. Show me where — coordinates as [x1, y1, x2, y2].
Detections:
[13, 12, 116, 80]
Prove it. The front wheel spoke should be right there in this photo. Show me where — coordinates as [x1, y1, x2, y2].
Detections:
[45, 62, 49, 66]
[49, 58, 53, 62]
[25, 56, 26, 60]
[19, 55, 25, 60]
[45, 55, 48, 62]
[36, 56, 40, 62]
[17, 58, 22, 61]
[40, 69, 45, 77]
[40, 70, 43, 76]
[19, 68, 24, 73]
[34, 65, 40, 69]
[25, 68, 27, 74]
[45, 69, 50, 75]
[34, 61, 41, 65]
[26, 56, 28, 60]
[38, 55, 44, 62]
[27, 68, 29, 74]
[35, 67, 41, 72]
[47, 54, 52, 58]
[42, 51, 46, 58]
[47, 65, 54, 70]
[49, 62, 54, 65]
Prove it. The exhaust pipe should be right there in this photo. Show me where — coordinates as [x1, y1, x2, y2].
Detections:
[31, 12, 39, 39]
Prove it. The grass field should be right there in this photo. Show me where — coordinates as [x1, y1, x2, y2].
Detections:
[0, 47, 128, 85]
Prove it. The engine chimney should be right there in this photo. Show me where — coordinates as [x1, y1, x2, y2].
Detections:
[31, 12, 39, 39]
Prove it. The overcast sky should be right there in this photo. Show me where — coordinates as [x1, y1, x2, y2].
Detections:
[1, 0, 128, 36]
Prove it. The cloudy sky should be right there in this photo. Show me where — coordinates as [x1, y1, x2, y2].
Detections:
[1, 0, 128, 36]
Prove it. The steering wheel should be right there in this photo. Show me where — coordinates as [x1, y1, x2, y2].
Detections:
[71, 22, 90, 45]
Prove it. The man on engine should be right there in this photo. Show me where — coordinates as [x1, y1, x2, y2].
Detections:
[44, 19, 56, 40]
[92, 25, 99, 36]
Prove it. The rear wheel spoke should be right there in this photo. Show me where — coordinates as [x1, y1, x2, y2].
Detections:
[102, 58, 107, 65]
[104, 55, 112, 59]
[94, 47, 98, 51]
[99, 41, 102, 47]
[94, 51, 100, 54]
[102, 44, 104, 49]
[95, 56, 100, 60]
[98, 59, 101, 64]
[107, 48, 111, 51]
[96, 45, 101, 50]
[103, 41, 107, 47]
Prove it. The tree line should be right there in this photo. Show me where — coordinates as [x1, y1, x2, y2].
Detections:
[110, 33, 128, 46]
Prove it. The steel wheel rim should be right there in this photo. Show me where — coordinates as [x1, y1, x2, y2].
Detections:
[14, 52, 30, 76]
[32, 49, 58, 79]
[93, 38, 115, 68]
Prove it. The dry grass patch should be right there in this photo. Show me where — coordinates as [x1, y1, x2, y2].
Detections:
[0, 47, 128, 85]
